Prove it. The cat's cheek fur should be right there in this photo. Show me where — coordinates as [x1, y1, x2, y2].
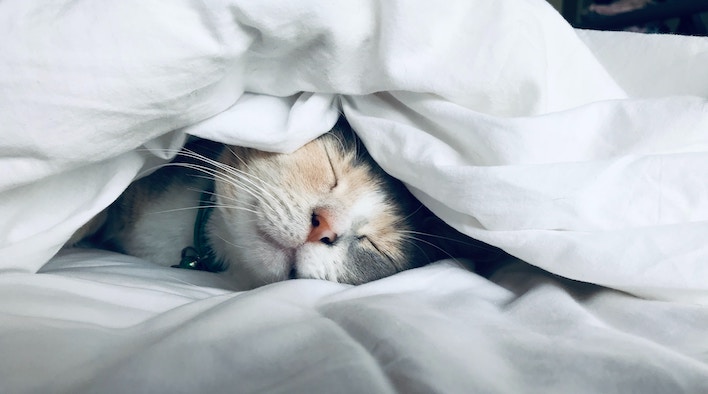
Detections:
[208, 209, 290, 288]
[225, 242, 291, 287]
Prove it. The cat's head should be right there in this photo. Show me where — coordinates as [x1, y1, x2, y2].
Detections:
[206, 120, 433, 288]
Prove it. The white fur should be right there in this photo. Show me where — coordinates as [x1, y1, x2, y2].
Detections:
[125, 190, 200, 267]
[346, 191, 383, 232]
[296, 242, 349, 281]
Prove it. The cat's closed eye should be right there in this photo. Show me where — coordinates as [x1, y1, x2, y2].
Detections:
[361, 237, 393, 261]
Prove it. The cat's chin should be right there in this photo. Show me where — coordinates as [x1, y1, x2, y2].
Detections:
[213, 223, 351, 288]
[222, 244, 350, 289]
[216, 235, 295, 289]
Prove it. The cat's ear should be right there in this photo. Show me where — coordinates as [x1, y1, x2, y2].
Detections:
[417, 214, 508, 275]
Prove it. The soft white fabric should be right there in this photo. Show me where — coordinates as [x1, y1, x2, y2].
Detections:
[2, 0, 708, 392]
[0, 250, 705, 393]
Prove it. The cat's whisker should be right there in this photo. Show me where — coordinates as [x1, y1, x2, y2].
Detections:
[134, 162, 183, 179]
[180, 149, 282, 200]
[260, 191, 295, 223]
[179, 166, 272, 212]
[354, 138, 361, 160]
[217, 204, 262, 216]
[327, 131, 347, 154]
[401, 234, 461, 264]
[170, 161, 277, 216]
[225, 169, 280, 203]
[163, 149, 286, 221]
[398, 204, 426, 223]
[222, 147, 283, 196]
[172, 149, 264, 189]
[219, 179, 281, 218]
[163, 161, 225, 182]
[400, 230, 498, 251]
[146, 204, 260, 216]
[222, 174, 273, 202]
[207, 182, 281, 223]
[400, 237, 433, 265]
[219, 174, 282, 218]
[145, 206, 212, 215]
[224, 146, 274, 188]
[218, 174, 265, 199]
[225, 200, 261, 214]
[213, 232, 248, 250]
[205, 192, 260, 210]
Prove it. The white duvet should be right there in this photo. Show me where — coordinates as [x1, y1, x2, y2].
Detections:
[1, 0, 708, 392]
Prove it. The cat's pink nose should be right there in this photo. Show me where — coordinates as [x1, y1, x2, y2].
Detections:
[307, 212, 337, 245]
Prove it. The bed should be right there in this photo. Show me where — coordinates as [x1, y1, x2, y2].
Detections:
[2, 0, 708, 392]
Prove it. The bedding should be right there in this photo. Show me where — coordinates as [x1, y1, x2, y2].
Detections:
[1, 0, 708, 392]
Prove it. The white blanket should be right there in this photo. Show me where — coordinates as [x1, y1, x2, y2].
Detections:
[1, 0, 708, 392]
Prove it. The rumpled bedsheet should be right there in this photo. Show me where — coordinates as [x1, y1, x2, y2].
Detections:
[0, 250, 705, 393]
[1, 0, 708, 392]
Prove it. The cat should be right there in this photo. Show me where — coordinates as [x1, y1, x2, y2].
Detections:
[71, 118, 500, 289]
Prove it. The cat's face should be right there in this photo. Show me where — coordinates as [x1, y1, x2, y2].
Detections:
[207, 125, 426, 288]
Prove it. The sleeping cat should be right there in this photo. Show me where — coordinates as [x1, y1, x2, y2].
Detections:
[71, 119, 496, 289]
